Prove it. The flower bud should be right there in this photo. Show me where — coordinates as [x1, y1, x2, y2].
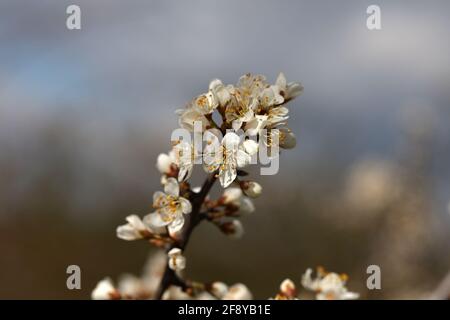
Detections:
[218, 219, 244, 239]
[168, 248, 186, 271]
[240, 181, 262, 198]
[222, 187, 243, 204]
[280, 278, 297, 298]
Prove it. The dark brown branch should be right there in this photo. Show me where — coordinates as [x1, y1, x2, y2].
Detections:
[154, 172, 217, 299]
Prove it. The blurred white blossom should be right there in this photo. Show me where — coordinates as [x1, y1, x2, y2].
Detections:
[302, 268, 359, 300]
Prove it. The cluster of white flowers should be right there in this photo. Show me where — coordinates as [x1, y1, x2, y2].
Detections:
[94, 73, 306, 300]
[174, 73, 302, 188]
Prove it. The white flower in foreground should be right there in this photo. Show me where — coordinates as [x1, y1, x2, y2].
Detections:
[173, 141, 202, 182]
[144, 178, 192, 234]
[222, 283, 253, 300]
[302, 268, 359, 300]
[116, 214, 156, 241]
[275, 72, 304, 101]
[203, 132, 256, 188]
[168, 248, 186, 271]
[240, 181, 263, 198]
[91, 278, 120, 300]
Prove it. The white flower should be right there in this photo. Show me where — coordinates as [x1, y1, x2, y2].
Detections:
[275, 72, 304, 101]
[240, 181, 262, 198]
[209, 79, 232, 107]
[193, 91, 218, 115]
[168, 248, 186, 271]
[237, 73, 268, 97]
[222, 283, 253, 300]
[116, 214, 156, 241]
[262, 127, 296, 155]
[144, 178, 192, 234]
[302, 268, 359, 300]
[91, 278, 120, 300]
[173, 141, 202, 182]
[225, 90, 256, 131]
[280, 278, 297, 298]
[266, 106, 289, 126]
[203, 132, 254, 188]
[156, 150, 177, 175]
[244, 114, 268, 136]
[176, 107, 209, 131]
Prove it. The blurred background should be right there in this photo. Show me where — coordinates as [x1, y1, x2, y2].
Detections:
[0, 0, 449, 299]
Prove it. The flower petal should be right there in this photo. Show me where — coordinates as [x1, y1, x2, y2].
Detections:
[222, 132, 240, 149]
[236, 149, 251, 168]
[179, 197, 192, 214]
[164, 177, 179, 197]
[168, 215, 185, 234]
[143, 212, 170, 228]
[219, 164, 237, 188]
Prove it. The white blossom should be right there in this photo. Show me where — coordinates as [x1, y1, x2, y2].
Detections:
[144, 178, 192, 234]
[302, 268, 359, 300]
[173, 141, 201, 182]
[275, 72, 304, 101]
[193, 91, 218, 115]
[168, 248, 186, 271]
[156, 150, 177, 175]
[116, 214, 156, 241]
[91, 278, 120, 300]
[203, 132, 254, 188]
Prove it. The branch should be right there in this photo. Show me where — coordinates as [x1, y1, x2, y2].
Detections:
[154, 172, 217, 299]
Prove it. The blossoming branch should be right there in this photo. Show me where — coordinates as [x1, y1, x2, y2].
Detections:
[92, 73, 359, 300]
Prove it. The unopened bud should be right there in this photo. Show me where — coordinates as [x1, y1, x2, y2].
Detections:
[240, 181, 262, 198]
